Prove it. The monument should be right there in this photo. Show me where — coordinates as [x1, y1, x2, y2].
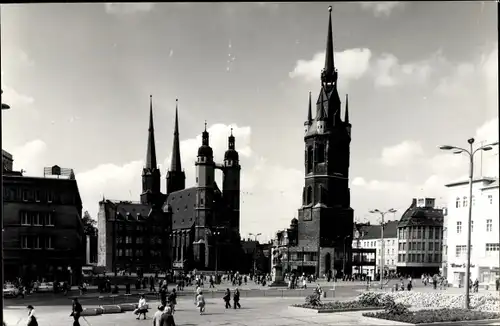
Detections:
[268, 247, 287, 287]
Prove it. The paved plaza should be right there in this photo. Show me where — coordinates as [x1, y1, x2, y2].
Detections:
[4, 297, 409, 326]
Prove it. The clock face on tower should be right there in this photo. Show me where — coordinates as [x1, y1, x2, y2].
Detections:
[303, 209, 312, 221]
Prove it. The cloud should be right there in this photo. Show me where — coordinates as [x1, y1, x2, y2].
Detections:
[360, 2, 404, 17]
[373, 54, 433, 88]
[380, 140, 424, 167]
[11, 140, 48, 175]
[289, 48, 372, 83]
[9, 123, 301, 238]
[18, 50, 35, 67]
[2, 85, 35, 107]
[104, 3, 155, 15]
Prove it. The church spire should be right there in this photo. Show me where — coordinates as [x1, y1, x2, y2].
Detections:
[307, 91, 313, 122]
[344, 94, 349, 124]
[146, 95, 157, 169]
[170, 99, 182, 172]
[321, 6, 337, 85]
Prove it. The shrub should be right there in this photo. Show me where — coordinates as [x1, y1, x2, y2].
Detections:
[357, 292, 385, 307]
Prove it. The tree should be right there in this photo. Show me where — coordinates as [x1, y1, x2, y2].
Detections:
[82, 211, 97, 236]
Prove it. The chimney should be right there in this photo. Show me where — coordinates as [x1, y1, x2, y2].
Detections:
[411, 198, 417, 207]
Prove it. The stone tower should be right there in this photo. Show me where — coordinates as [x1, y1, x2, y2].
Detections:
[166, 99, 186, 195]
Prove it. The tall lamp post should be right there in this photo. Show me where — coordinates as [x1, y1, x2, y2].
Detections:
[249, 232, 261, 275]
[1, 89, 12, 319]
[369, 208, 397, 289]
[213, 227, 225, 283]
[439, 138, 499, 309]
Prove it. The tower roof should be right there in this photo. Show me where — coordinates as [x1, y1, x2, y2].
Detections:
[170, 99, 182, 172]
[344, 93, 349, 124]
[224, 127, 239, 161]
[198, 121, 213, 157]
[321, 6, 337, 85]
[307, 91, 313, 122]
[145, 95, 157, 169]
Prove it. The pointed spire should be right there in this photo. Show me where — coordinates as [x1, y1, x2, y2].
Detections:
[307, 91, 313, 122]
[145, 95, 157, 169]
[170, 99, 182, 172]
[202, 120, 209, 146]
[321, 6, 337, 85]
[228, 127, 235, 150]
[344, 94, 349, 124]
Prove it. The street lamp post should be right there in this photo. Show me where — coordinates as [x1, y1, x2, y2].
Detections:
[1, 88, 11, 319]
[439, 138, 499, 309]
[369, 208, 397, 289]
[249, 233, 261, 275]
[213, 227, 225, 282]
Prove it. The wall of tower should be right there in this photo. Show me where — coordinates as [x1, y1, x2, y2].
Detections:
[222, 161, 241, 234]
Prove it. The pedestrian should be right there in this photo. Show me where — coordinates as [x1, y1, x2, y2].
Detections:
[223, 288, 231, 309]
[496, 278, 499, 291]
[168, 289, 177, 314]
[194, 285, 201, 304]
[26, 305, 38, 326]
[233, 288, 241, 309]
[70, 298, 83, 326]
[135, 294, 149, 320]
[195, 291, 206, 315]
[153, 305, 165, 326]
[159, 305, 176, 326]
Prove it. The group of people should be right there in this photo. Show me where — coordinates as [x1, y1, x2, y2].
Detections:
[421, 273, 448, 290]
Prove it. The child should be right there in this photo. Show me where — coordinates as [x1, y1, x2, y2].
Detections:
[136, 294, 148, 320]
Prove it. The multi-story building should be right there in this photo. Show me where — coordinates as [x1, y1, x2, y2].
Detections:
[285, 7, 354, 277]
[86, 234, 98, 265]
[3, 165, 85, 285]
[351, 221, 398, 278]
[445, 178, 499, 287]
[396, 198, 444, 277]
[3, 149, 14, 172]
[98, 96, 242, 273]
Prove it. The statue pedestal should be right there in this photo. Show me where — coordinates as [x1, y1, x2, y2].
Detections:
[268, 266, 287, 287]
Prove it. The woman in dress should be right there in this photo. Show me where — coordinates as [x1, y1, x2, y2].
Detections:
[136, 294, 149, 320]
[26, 305, 38, 326]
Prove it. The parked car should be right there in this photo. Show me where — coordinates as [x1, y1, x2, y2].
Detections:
[3, 284, 19, 298]
[37, 282, 53, 292]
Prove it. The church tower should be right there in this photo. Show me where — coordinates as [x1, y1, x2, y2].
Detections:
[141, 95, 162, 205]
[298, 6, 354, 276]
[223, 128, 241, 239]
[166, 99, 186, 195]
[193, 122, 215, 268]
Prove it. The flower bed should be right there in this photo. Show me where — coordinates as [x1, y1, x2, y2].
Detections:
[293, 300, 382, 311]
[363, 291, 500, 312]
[363, 308, 500, 324]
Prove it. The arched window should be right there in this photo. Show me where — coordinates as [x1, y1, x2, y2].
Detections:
[306, 186, 313, 205]
[316, 143, 325, 163]
[307, 146, 313, 173]
[463, 196, 468, 207]
[302, 187, 306, 205]
[455, 197, 460, 208]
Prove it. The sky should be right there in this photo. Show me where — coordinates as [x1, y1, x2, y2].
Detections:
[1, 2, 498, 243]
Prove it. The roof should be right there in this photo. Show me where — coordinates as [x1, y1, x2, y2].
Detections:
[445, 177, 497, 188]
[397, 202, 444, 228]
[164, 187, 197, 230]
[102, 200, 150, 221]
[355, 221, 398, 240]
[482, 179, 499, 190]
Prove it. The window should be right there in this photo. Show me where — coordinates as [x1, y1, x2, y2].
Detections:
[47, 192, 53, 203]
[463, 196, 468, 207]
[429, 242, 434, 251]
[136, 250, 143, 257]
[126, 249, 132, 256]
[306, 146, 313, 173]
[46, 236, 54, 249]
[20, 236, 29, 249]
[422, 242, 426, 251]
[486, 243, 500, 254]
[126, 236, 132, 244]
[117, 249, 123, 257]
[434, 253, 439, 262]
[33, 213, 42, 226]
[417, 227, 421, 238]
[391, 249, 394, 255]
[21, 212, 30, 225]
[398, 243, 402, 250]
[455, 197, 461, 208]
[472, 195, 475, 206]
[402, 242, 406, 251]
[471, 221, 474, 232]
[316, 143, 325, 163]
[456, 221, 462, 234]
[35, 190, 41, 202]
[486, 219, 493, 232]
[435, 227, 440, 239]
[33, 236, 41, 249]
[455, 245, 466, 258]
[391, 259, 394, 265]
[22, 189, 29, 201]
[392, 240, 395, 245]
[488, 195, 493, 204]
[429, 227, 434, 239]
[306, 186, 312, 205]
[136, 237, 143, 244]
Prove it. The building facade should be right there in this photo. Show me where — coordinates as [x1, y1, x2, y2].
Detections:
[351, 221, 398, 278]
[396, 198, 444, 277]
[3, 165, 85, 285]
[3, 149, 13, 172]
[285, 7, 355, 277]
[445, 178, 499, 287]
[97, 97, 242, 273]
[86, 234, 98, 265]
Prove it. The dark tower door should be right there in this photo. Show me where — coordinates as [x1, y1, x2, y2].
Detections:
[324, 253, 331, 275]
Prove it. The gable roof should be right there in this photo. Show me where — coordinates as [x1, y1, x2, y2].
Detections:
[355, 220, 398, 240]
[165, 187, 197, 230]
